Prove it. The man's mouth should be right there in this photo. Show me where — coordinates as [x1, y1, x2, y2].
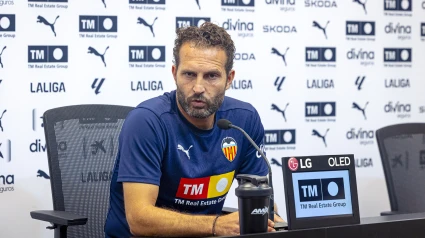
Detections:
[191, 100, 206, 108]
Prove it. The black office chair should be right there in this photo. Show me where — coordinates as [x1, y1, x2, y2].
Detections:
[30, 104, 134, 238]
[376, 123, 425, 216]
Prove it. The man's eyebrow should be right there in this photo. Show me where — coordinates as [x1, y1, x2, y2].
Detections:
[204, 70, 222, 75]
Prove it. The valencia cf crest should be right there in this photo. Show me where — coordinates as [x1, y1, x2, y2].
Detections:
[221, 137, 237, 162]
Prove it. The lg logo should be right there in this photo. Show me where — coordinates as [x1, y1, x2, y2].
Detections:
[288, 157, 312, 171]
[288, 157, 299, 171]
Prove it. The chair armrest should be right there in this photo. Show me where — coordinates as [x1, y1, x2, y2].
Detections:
[380, 211, 403, 216]
[30, 210, 88, 226]
[221, 207, 238, 214]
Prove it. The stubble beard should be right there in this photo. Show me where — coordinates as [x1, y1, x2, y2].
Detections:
[176, 86, 225, 119]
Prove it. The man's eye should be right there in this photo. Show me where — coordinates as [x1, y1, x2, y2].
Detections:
[207, 74, 218, 79]
[185, 72, 195, 77]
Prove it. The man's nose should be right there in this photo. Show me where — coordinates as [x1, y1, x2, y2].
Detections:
[193, 77, 205, 94]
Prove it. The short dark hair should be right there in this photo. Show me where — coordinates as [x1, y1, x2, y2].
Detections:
[173, 22, 236, 75]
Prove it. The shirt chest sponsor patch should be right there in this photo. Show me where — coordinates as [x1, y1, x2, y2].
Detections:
[175, 170, 235, 200]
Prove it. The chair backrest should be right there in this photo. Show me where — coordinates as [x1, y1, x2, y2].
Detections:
[43, 104, 133, 238]
[376, 123, 425, 213]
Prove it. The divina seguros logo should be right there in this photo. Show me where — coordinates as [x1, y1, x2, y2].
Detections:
[265, 0, 296, 12]
[0, 1, 14, 6]
[385, 22, 411, 40]
[0, 174, 14, 193]
[222, 18, 254, 38]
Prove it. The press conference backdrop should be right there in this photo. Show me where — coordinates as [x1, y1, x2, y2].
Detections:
[0, 0, 424, 237]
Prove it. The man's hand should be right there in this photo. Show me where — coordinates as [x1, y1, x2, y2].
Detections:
[215, 212, 240, 236]
[267, 219, 276, 232]
[215, 212, 279, 235]
[274, 214, 285, 223]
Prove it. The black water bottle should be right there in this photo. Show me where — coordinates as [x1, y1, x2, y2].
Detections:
[235, 174, 272, 235]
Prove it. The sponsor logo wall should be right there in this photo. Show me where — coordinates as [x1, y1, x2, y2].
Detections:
[0, 0, 424, 237]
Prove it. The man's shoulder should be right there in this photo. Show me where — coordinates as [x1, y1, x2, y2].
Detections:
[134, 91, 176, 117]
[220, 96, 257, 115]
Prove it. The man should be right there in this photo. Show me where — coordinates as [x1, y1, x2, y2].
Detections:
[105, 22, 283, 237]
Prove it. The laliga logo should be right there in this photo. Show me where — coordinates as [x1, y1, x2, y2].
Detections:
[251, 206, 269, 215]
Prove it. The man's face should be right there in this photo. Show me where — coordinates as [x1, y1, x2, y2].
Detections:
[172, 42, 234, 119]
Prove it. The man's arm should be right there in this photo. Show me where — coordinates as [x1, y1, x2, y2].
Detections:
[124, 182, 241, 237]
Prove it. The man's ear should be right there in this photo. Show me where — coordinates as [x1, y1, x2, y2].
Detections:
[225, 70, 235, 90]
[172, 65, 177, 83]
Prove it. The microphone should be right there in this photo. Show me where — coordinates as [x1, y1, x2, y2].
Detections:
[217, 119, 275, 221]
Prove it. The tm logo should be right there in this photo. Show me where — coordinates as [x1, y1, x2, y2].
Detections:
[79, 16, 118, 33]
[312, 129, 329, 147]
[312, 20, 330, 39]
[352, 102, 369, 120]
[384, 0, 411, 11]
[271, 47, 289, 66]
[271, 103, 289, 122]
[88, 46, 109, 67]
[129, 46, 166, 62]
[176, 17, 210, 29]
[355, 76, 366, 90]
[91, 140, 106, 155]
[137, 17, 158, 37]
[384, 48, 411, 62]
[306, 47, 336, 62]
[353, 0, 367, 14]
[36, 15, 60, 37]
[0, 14, 15, 32]
[0, 46, 6, 68]
[346, 21, 375, 36]
[28, 46, 68, 63]
[92, 78, 105, 95]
